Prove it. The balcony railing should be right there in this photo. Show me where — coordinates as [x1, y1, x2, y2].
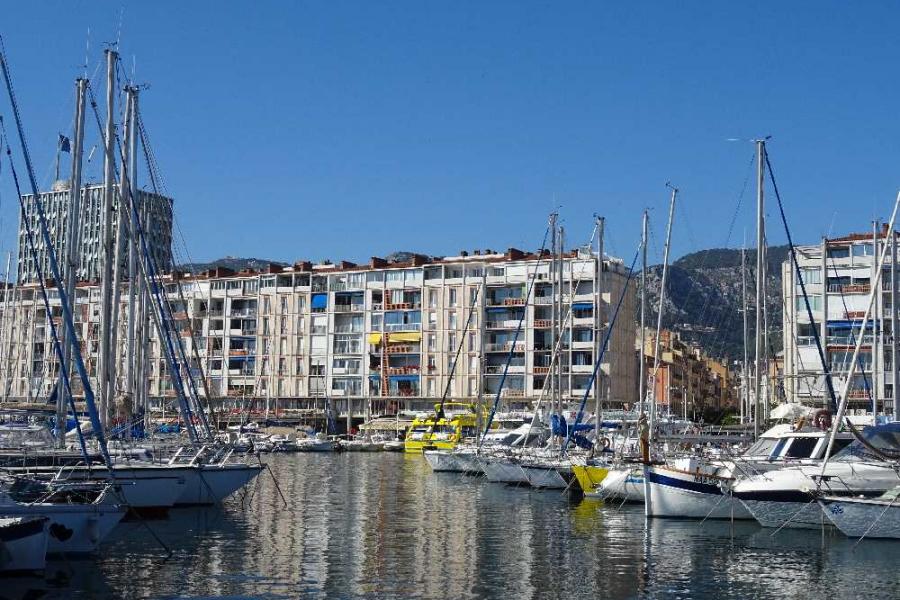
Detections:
[484, 341, 525, 353]
[384, 302, 421, 310]
[384, 322, 421, 332]
[334, 304, 365, 313]
[828, 283, 870, 294]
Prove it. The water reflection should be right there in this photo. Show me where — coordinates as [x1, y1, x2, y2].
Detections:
[10, 454, 900, 599]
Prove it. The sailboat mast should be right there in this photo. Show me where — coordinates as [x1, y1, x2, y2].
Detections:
[594, 216, 604, 440]
[97, 49, 118, 429]
[638, 211, 648, 417]
[549, 213, 558, 421]
[124, 87, 139, 418]
[753, 139, 766, 439]
[650, 185, 677, 432]
[558, 225, 565, 416]
[56, 77, 87, 447]
[741, 244, 749, 425]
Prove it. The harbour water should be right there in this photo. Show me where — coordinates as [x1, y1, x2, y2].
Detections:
[13, 453, 900, 599]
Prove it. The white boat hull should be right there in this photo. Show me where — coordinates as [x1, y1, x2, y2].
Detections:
[591, 467, 645, 502]
[521, 464, 568, 489]
[424, 450, 462, 472]
[453, 452, 483, 475]
[0, 502, 124, 554]
[482, 458, 529, 484]
[821, 497, 900, 538]
[0, 518, 48, 571]
[644, 465, 752, 520]
[175, 464, 264, 505]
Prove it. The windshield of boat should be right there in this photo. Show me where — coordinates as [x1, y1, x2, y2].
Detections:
[742, 437, 780, 458]
[833, 423, 900, 463]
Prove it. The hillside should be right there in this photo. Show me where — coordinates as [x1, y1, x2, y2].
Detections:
[178, 257, 288, 274]
[643, 245, 790, 361]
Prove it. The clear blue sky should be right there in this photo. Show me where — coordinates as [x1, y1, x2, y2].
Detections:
[0, 2, 898, 268]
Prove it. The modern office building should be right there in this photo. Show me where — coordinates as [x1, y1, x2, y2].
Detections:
[782, 226, 899, 416]
[16, 181, 173, 284]
[0, 246, 637, 424]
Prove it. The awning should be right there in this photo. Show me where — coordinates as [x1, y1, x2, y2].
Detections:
[827, 320, 873, 329]
[389, 375, 419, 382]
[487, 307, 510, 313]
[368, 333, 382, 345]
[389, 331, 421, 342]
[311, 293, 328, 309]
[572, 302, 593, 310]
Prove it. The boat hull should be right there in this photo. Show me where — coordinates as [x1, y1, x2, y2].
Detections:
[820, 497, 900, 539]
[423, 450, 462, 472]
[571, 464, 609, 494]
[521, 464, 569, 489]
[482, 458, 528, 484]
[0, 517, 48, 571]
[644, 466, 752, 520]
[175, 464, 264, 505]
[590, 467, 645, 502]
[0, 503, 124, 554]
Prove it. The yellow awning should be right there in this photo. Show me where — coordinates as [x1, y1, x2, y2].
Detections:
[389, 331, 421, 342]
[368, 333, 383, 345]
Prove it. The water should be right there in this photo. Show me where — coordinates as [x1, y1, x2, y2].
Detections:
[12, 453, 900, 599]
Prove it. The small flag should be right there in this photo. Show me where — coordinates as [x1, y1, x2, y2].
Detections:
[58, 134, 71, 153]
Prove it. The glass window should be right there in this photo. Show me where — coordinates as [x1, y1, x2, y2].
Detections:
[799, 267, 821, 285]
[853, 243, 875, 257]
[827, 246, 850, 260]
[796, 295, 822, 312]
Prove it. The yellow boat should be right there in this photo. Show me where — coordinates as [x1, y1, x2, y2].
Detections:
[571, 462, 610, 494]
[403, 403, 481, 453]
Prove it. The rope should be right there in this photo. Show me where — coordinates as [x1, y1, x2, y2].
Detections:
[764, 149, 838, 413]
[479, 221, 552, 447]
[564, 245, 640, 453]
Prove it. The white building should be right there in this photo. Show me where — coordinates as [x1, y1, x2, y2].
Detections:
[782, 226, 899, 416]
[17, 181, 173, 284]
[0, 246, 637, 424]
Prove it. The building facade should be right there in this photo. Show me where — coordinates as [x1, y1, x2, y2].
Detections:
[0, 246, 637, 422]
[782, 227, 899, 416]
[17, 181, 173, 284]
[639, 328, 737, 420]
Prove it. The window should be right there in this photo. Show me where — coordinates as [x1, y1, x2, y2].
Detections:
[784, 437, 820, 459]
[798, 267, 821, 285]
[428, 289, 438, 308]
[212, 281, 226, 291]
[827, 246, 850, 260]
[448, 312, 457, 329]
[386, 270, 404, 283]
[448, 333, 457, 352]
[227, 280, 241, 290]
[853, 243, 875, 257]
[428, 311, 437, 328]
[468, 331, 476, 352]
[427, 334, 436, 351]
[796, 295, 822, 312]
[449, 288, 458, 307]
[367, 271, 384, 283]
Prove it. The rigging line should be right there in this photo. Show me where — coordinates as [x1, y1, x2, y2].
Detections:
[479, 220, 552, 448]
[667, 152, 757, 356]
[564, 244, 640, 454]
[0, 45, 114, 468]
[134, 109, 215, 436]
[84, 82, 204, 441]
[826, 253, 875, 403]
[433, 282, 481, 422]
[764, 149, 838, 413]
[1, 127, 90, 461]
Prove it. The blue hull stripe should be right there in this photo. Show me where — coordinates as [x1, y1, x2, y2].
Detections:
[646, 469, 723, 496]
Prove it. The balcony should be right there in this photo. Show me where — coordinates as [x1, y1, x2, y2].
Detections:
[534, 319, 551, 328]
[828, 283, 870, 294]
[384, 345, 416, 354]
[484, 341, 525, 353]
[334, 304, 365, 313]
[486, 319, 520, 329]
[384, 302, 421, 310]
[385, 322, 421, 332]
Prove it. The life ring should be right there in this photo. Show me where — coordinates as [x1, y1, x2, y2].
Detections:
[600, 437, 611, 450]
[812, 409, 832, 431]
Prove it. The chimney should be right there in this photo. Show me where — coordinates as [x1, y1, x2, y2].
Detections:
[370, 256, 387, 269]
[411, 254, 428, 266]
[339, 260, 357, 270]
[295, 261, 312, 271]
[473, 250, 481, 256]
[507, 247, 524, 260]
[460, 250, 468, 257]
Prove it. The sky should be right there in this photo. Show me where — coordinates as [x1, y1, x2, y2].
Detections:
[0, 2, 898, 268]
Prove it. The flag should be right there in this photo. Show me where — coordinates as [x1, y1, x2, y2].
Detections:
[58, 134, 70, 153]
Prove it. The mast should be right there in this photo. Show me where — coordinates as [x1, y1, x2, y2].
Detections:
[753, 139, 765, 439]
[124, 87, 139, 419]
[872, 220, 879, 415]
[558, 225, 565, 416]
[475, 268, 486, 446]
[107, 85, 134, 426]
[594, 216, 604, 440]
[892, 228, 899, 421]
[549, 213, 558, 423]
[0, 253, 10, 403]
[650, 185, 677, 433]
[741, 244, 749, 424]
[638, 211, 648, 416]
[56, 77, 87, 447]
[97, 48, 118, 429]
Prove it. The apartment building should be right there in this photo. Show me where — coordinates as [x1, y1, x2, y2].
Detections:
[17, 181, 173, 284]
[782, 226, 900, 416]
[0, 246, 637, 423]
[639, 329, 737, 420]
